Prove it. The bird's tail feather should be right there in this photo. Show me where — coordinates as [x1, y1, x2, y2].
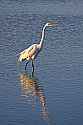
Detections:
[18, 55, 28, 62]
[18, 56, 22, 62]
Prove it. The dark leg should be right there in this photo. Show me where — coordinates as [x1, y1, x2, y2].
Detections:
[25, 61, 29, 70]
[32, 60, 34, 76]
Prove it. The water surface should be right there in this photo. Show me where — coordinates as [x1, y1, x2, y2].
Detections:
[0, 1, 83, 125]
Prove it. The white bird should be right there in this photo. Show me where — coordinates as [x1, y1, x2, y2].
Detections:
[18, 22, 55, 71]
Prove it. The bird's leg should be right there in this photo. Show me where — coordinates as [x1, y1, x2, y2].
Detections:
[25, 61, 29, 70]
[32, 60, 34, 76]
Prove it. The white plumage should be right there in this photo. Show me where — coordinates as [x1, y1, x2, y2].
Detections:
[18, 22, 55, 70]
[18, 44, 38, 62]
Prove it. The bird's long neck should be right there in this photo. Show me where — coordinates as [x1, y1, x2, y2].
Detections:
[39, 25, 46, 48]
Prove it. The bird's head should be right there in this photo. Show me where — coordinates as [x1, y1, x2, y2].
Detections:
[45, 21, 57, 27]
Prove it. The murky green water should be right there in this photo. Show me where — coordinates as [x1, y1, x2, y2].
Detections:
[0, 1, 83, 125]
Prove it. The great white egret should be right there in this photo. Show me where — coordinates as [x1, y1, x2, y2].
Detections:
[18, 22, 55, 71]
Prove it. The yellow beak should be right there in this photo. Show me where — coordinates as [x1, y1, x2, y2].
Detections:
[48, 21, 58, 27]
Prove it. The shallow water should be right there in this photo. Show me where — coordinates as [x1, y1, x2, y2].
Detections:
[0, 1, 83, 125]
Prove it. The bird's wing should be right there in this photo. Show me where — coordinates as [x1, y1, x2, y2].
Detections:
[18, 44, 37, 62]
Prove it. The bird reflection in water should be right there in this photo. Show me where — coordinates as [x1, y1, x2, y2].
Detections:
[19, 71, 49, 121]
